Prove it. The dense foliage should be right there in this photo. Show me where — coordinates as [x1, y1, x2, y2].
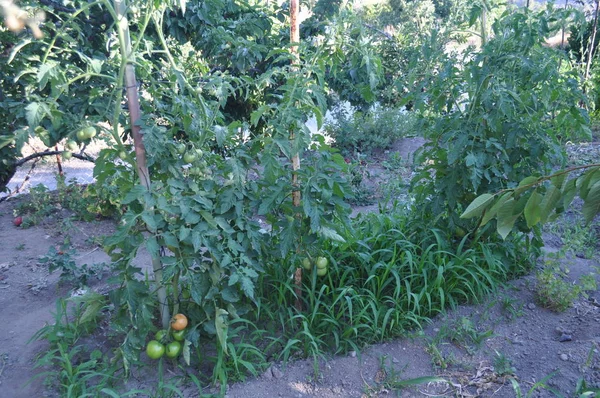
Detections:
[3, 0, 600, 396]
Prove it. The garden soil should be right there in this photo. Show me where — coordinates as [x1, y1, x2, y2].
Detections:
[0, 138, 599, 397]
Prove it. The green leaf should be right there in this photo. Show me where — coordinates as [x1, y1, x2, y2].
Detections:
[26, 102, 50, 127]
[561, 178, 577, 208]
[318, 226, 346, 242]
[582, 180, 600, 223]
[481, 192, 512, 225]
[221, 286, 240, 303]
[250, 105, 270, 126]
[514, 176, 539, 195]
[141, 211, 158, 232]
[461, 193, 495, 219]
[145, 236, 160, 257]
[524, 190, 542, 228]
[215, 307, 229, 355]
[540, 185, 561, 223]
[497, 198, 518, 240]
[182, 339, 191, 366]
[122, 185, 147, 204]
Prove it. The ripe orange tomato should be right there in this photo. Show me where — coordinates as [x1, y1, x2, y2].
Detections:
[170, 313, 188, 331]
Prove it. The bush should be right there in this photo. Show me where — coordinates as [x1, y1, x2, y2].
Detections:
[324, 104, 417, 156]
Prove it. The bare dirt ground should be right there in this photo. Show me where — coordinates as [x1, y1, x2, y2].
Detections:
[0, 138, 599, 397]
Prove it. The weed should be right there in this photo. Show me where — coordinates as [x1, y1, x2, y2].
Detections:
[13, 175, 108, 228]
[546, 219, 598, 260]
[367, 355, 447, 395]
[426, 343, 454, 370]
[500, 296, 524, 320]
[382, 152, 406, 172]
[448, 317, 494, 354]
[38, 245, 108, 287]
[509, 372, 563, 397]
[536, 262, 582, 311]
[493, 351, 516, 376]
[347, 158, 375, 205]
[29, 295, 111, 397]
[575, 377, 600, 396]
[15, 243, 25, 251]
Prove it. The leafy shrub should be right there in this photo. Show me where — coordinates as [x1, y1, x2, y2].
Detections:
[325, 104, 417, 155]
[410, 7, 589, 237]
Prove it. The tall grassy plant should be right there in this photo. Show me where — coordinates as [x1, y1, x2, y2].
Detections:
[254, 209, 512, 361]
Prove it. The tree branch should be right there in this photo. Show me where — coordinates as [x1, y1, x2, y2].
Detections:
[15, 150, 95, 167]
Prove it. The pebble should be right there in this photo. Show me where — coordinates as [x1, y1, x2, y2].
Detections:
[271, 366, 283, 379]
[392, 357, 400, 364]
[559, 334, 572, 342]
[262, 366, 273, 380]
[512, 339, 524, 345]
[349, 351, 357, 358]
[527, 303, 536, 310]
[560, 354, 569, 361]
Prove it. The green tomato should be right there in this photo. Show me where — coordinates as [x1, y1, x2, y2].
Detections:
[172, 329, 186, 342]
[62, 151, 72, 160]
[66, 140, 78, 151]
[195, 148, 203, 157]
[165, 341, 182, 358]
[146, 340, 165, 359]
[175, 143, 186, 154]
[83, 126, 96, 139]
[317, 267, 328, 277]
[118, 151, 128, 160]
[301, 258, 312, 271]
[154, 330, 168, 342]
[183, 152, 197, 164]
[76, 129, 87, 141]
[316, 257, 329, 269]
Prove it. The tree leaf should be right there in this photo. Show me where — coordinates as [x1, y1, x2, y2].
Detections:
[540, 185, 561, 223]
[561, 178, 577, 208]
[514, 176, 539, 195]
[582, 180, 600, 223]
[460, 193, 495, 219]
[481, 192, 512, 226]
[524, 190, 542, 228]
[497, 198, 517, 240]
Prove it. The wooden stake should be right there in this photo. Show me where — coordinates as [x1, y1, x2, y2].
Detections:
[290, 0, 303, 312]
[114, 0, 170, 329]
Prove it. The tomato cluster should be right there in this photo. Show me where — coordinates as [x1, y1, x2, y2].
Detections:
[145, 313, 188, 360]
[300, 256, 329, 276]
